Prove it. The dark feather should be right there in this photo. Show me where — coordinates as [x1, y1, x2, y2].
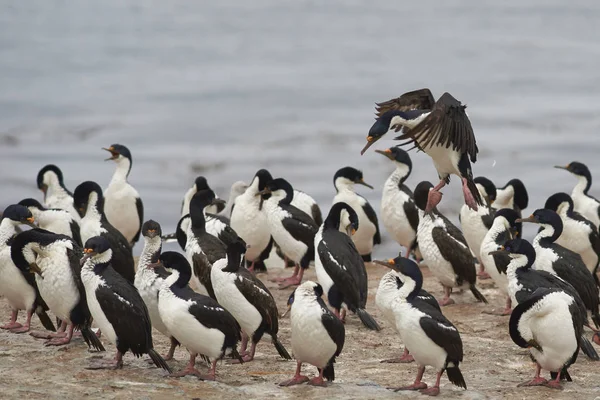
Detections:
[375, 88, 435, 119]
[359, 195, 381, 245]
[431, 226, 476, 286]
[132, 197, 144, 244]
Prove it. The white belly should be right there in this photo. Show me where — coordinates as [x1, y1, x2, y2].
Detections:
[556, 219, 597, 272]
[480, 233, 508, 295]
[527, 308, 578, 372]
[36, 256, 80, 321]
[104, 186, 140, 243]
[417, 216, 458, 288]
[134, 269, 170, 336]
[314, 229, 335, 299]
[426, 145, 461, 178]
[84, 290, 117, 345]
[265, 205, 308, 263]
[0, 249, 36, 311]
[290, 301, 337, 368]
[459, 205, 490, 261]
[572, 194, 600, 229]
[333, 192, 376, 256]
[230, 195, 270, 261]
[381, 185, 416, 250]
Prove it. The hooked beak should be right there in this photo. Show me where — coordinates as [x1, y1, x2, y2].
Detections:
[554, 165, 569, 171]
[373, 259, 397, 269]
[516, 215, 536, 224]
[29, 262, 43, 276]
[488, 245, 506, 256]
[80, 248, 95, 266]
[374, 148, 394, 160]
[356, 179, 374, 190]
[102, 147, 119, 161]
[360, 134, 382, 155]
[281, 304, 291, 318]
[24, 216, 36, 228]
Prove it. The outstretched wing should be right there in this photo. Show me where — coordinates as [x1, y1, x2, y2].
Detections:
[375, 88, 435, 118]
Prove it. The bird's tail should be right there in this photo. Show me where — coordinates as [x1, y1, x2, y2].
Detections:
[148, 348, 172, 373]
[592, 312, 600, 329]
[199, 354, 211, 366]
[357, 308, 382, 331]
[272, 336, 292, 360]
[161, 232, 177, 243]
[35, 307, 56, 332]
[80, 325, 105, 352]
[231, 347, 244, 364]
[580, 335, 599, 361]
[469, 284, 488, 304]
[466, 176, 484, 206]
[446, 363, 467, 389]
[550, 367, 572, 382]
[322, 363, 335, 382]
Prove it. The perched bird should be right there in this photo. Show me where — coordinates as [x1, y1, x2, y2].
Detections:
[375, 257, 439, 364]
[376, 256, 467, 396]
[36, 164, 80, 222]
[153, 251, 243, 380]
[73, 181, 135, 283]
[365, 89, 482, 212]
[79, 236, 171, 372]
[332, 167, 380, 262]
[544, 192, 600, 280]
[0, 205, 54, 333]
[279, 281, 345, 387]
[459, 176, 497, 279]
[211, 232, 291, 362]
[102, 144, 143, 246]
[181, 176, 226, 217]
[493, 179, 529, 217]
[519, 209, 600, 328]
[224, 180, 248, 216]
[260, 178, 318, 288]
[18, 198, 82, 246]
[479, 209, 522, 315]
[555, 162, 600, 229]
[230, 169, 274, 272]
[314, 202, 380, 330]
[376, 146, 419, 258]
[413, 181, 488, 306]
[11, 229, 103, 350]
[510, 288, 583, 389]
[134, 220, 179, 360]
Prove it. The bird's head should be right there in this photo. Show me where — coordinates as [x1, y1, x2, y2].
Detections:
[474, 176, 496, 205]
[73, 181, 104, 218]
[544, 192, 574, 216]
[413, 181, 434, 212]
[333, 167, 373, 191]
[257, 178, 294, 204]
[81, 236, 111, 266]
[102, 144, 132, 162]
[555, 161, 590, 178]
[142, 219, 162, 239]
[36, 164, 65, 195]
[375, 146, 412, 169]
[362, 110, 401, 155]
[2, 205, 36, 228]
[488, 238, 536, 268]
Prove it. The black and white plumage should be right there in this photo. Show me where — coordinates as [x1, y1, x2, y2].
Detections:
[519, 209, 600, 328]
[260, 178, 318, 288]
[493, 179, 529, 217]
[211, 232, 291, 362]
[134, 220, 179, 361]
[555, 162, 600, 229]
[279, 281, 345, 387]
[479, 208, 522, 315]
[153, 251, 243, 380]
[332, 167, 380, 262]
[314, 202, 380, 330]
[509, 288, 583, 389]
[376, 146, 419, 258]
[73, 181, 134, 283]
[181, 176, 226, 217]
[18, 198, 82, 246]
[36, 164, 81, 222]
[413, 181, 488, 306]
[225, 180, 249, 217]
[365, 89, 482, 212]
[102, 144, 144, 246]
[79, 236, 171, 372]
[0, 205, 54, 333]
[376, 256, 467, 396]
[545, 192, 600, 280]
[11, 229, 103, 350]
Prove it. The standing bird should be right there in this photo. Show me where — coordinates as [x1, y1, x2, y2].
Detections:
[510, 288, 583, 389]
[376, 146, 419, 258]
[279, 281, 345, 387]
[332, 167, 380, 262]
[364, 89, 482, 212]
[314, 202, 380, 330]
[230, 169, 274, 272]
[544, 192, 600, 280]
[0, 205, 54, 333]
[18, 198, 81, 246]
[555, 162, 600, 229]
[493, 179, 529, 217]
[414, 181, 488, 306]
[79, 236, 171, 372]
[260, 178, 318, 288]
[518, 209, 600, 328]
[181, 176, 226, 217]
[102, 144, 143, 246]
[36, 164, 81, 222]
[211, 233, 291, 362]
[11, 229, 103, 350]
[153, 251, 243, 380]
[479, 209, 522, 315]
[73, 181, 134, 283]
[134, 220, 179, 360]
[376, 256, 467, 396]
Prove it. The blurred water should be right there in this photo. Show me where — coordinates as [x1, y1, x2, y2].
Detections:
[1, 1, 599, 256]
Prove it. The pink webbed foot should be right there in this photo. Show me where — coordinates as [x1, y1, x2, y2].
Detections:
[308, 376, 327, 387]
[44, 336, 72, 346]
[420, 386, 440, 396]
[593, 332, 600, 346]
[462, 178, 478, 211]
[477, 268, 491, 280]
[86, 358, 123, 370]
[279, 375, 310, 386]
[438, 297, 455, 307]
[9, 324, 31, 334]
[1, 322, 22, 330]
[170, 367, 205, 378]
[230, 353, 254, 364]
[278, 277, 302, 289]
[425, 190, 443, 213]
[390, 382, 428, 391]
[544, 380, 563, 389]
[30, 331, 67, 339]
[517, 377, 548, 387]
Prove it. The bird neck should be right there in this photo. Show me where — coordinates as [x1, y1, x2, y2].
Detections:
[334, 178, 355, 194]
[84, 193, 106, 224]
[222, 250, 243, 273]
[397, 276, 419, 301]
[87, 250, 113, 273]
[573, 175, 591, 196]
[0, 219, 19, 245]
[45, 175, 70, 203]
[139, 237, 162, 267]
[165, 268, 190, 289]
[506, 254, 531, 277]
[110, 158, 131, 185]
[534, 223, 561, 246]
[390, 163, 411, 188]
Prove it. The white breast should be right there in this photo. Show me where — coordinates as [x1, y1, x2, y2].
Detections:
[375, 272, 400, 330]
[531, 238, 559, 274]
[104, 181, 141, 244]
[479, 221, 509, 294]
[37, 210, 75, 238]
[381, 173, 416, 250]
[314, 228, 335, 298]
[572, 191, 600, 229]
[425, 144, 461, 178]
[79, 216, 107, 246]
[80, 268, 118, 345]
[263, 201, 308, 263]
[416, 213, 458, 288]
[333, 190, 376, 256]
[134, 268, 169, 336]
[184, 236, 209, 295]
[556, 217, 597, 272]
[230, 192, 270, 262]
[45, 193, 81, 223]
[0, 247, 36, 311]
[459, 204, 491, 261]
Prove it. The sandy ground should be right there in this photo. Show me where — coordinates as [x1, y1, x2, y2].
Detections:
[1, 262, 599, 400]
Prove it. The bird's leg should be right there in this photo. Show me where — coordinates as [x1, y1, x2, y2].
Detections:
[239, 332, 249, 356]
[593, 332, 600, 346]
[476, 258, 491, 280]
[544, 370, 563, 389]
[164, 336, 178, 361]
[381, 347, 414, 363]
[170, 353, 204, 378]
[278, 265, 304, 289]
[389, 365, 427, 391]
[0, 310, 22, 330]
[461, 177, 478, 211]
[438, 287, 455, 306]
[271, 259, 298, 283]
[10, 310, 33, 333]
[199, 359, 218, 381]
[340, 308, 347, 323]
[247, 261, 255, 273]
[31, 319, 68, 339]
[517, 363, 547, 387]
[45, 323, 75, 346]
[86, 351, 124, 370]
[308, 368, 327, 387]
[279, 361, 310, 386]
[420, 371, 442, 396]
[425, 180, 446, 212]
[232, 340, 256, 363]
